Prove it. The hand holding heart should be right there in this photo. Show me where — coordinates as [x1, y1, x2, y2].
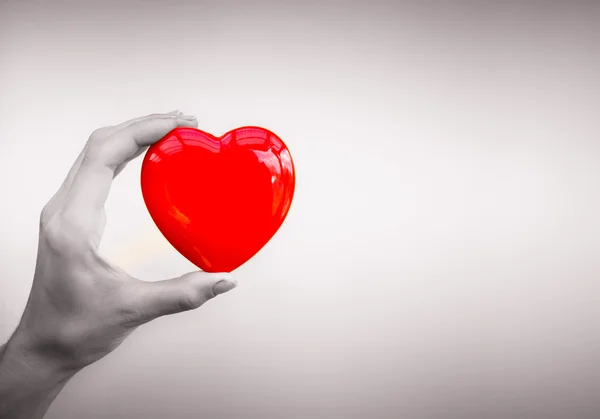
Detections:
[0, 112, 242, 419]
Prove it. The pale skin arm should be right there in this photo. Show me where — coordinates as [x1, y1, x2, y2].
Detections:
[0, 111, 238, 419]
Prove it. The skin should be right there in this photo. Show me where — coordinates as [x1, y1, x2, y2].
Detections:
[0, 111, 238, 419]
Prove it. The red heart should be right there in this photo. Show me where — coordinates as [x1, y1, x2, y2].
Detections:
[140, 126, 296, 273]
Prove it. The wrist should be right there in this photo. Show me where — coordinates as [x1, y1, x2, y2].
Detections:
[1, 327, 80, 384]
[0, 329, 78, 419]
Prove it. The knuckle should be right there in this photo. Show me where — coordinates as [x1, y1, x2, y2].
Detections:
[83, 139, 106, 163]
[128, 121, 144, 139]
[179, 287, 205, 312]
[151, 117, 177, 132]
[41, 214, 88, 252]
[42, 223, 72, 250]
[125, 117, 176, 144]
[39, 204, 54, 227]
[84, 128, 114, 163]
[88, 127, 110, 143]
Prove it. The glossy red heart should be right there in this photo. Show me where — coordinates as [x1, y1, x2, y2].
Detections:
[141, 126, 295, 273]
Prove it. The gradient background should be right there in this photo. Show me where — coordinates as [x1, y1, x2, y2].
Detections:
[1, 0, 600, 418]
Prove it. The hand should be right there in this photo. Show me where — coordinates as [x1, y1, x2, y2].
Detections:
[0, 111, 238, 419]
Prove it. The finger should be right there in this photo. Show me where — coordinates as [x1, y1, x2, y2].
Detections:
[113, 145, 149, 177]
[63, 112, 198, 216]
[110, 112, 197, 159]
[110, 110, 184, 178]
[47, 111, 181, 209]
[125, 272, 238, 324]
[107, 110, 182, 138]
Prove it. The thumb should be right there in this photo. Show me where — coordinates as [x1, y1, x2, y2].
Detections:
[128, 271, 238, 324]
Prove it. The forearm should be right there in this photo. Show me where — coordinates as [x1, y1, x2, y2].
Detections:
[0, 330, 77, 419]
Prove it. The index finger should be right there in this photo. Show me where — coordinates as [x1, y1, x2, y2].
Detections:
[63, 112, 198, 219]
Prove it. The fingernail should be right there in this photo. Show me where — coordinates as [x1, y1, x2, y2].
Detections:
[167, 110, 180, 115]
[213, 279, 237, 296]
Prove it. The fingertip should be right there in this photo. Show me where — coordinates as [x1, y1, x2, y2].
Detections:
[185, 271, 237, 297]
[212, 279, 238, 296]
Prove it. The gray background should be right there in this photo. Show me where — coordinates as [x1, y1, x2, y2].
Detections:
[1, 0, 600, 418]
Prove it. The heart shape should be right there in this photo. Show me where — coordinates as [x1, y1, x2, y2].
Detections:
[141, 126, 295, 273]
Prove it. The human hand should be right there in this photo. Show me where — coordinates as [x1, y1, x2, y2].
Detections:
[0, 111, 238, 419]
